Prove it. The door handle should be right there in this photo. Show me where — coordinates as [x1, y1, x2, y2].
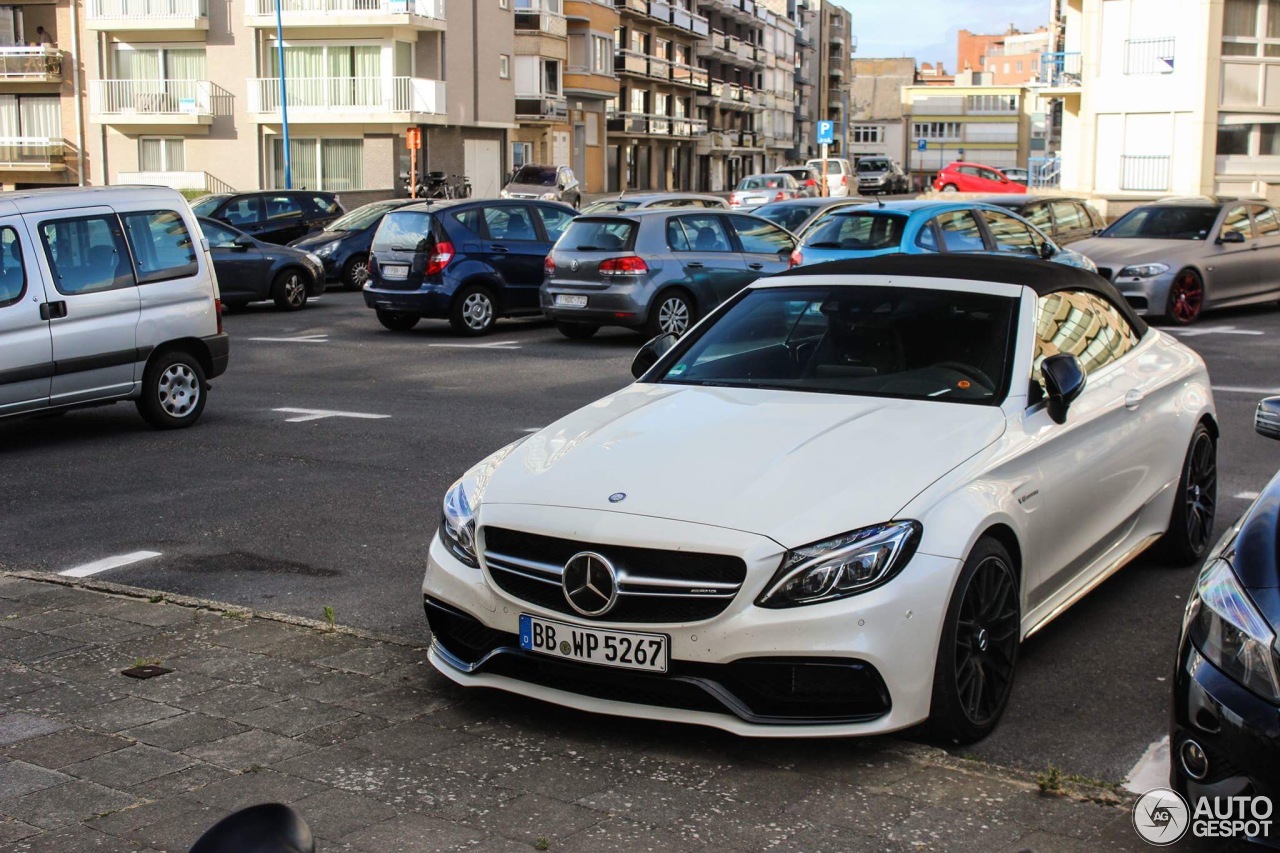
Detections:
[39, 301, 67, 320]
[1124, 388, 1144, 409]
[490, 245, 509, 253]
[686, 262, 704, 269]
[748, 262, 764, 270]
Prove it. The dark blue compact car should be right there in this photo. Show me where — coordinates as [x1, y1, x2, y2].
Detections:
[289, 199, 413, 292]
[362, 198, 577, 335]
[1172, 396, 1280, 821]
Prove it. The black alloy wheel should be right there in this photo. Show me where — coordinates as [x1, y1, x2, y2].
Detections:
[1156, 425, 1218, 565]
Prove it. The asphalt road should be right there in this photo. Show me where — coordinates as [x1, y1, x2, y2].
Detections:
[3, 287, 1279, 787]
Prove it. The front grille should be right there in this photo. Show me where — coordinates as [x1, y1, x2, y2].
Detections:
[481, 526, 748, 624]
[1096, 267, 1113, 280]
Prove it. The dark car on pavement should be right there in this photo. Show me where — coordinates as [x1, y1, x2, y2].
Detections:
[191, 190, 344, 246]
[363, 198, 577, 335]
[542, 208, 796, 339]
[198, 217, 325, 311]
[289, 199, 413, 291]
[752, 197, 871, 238]
[1172, 397, 1280, 823]
[971, 195, 1106, 246]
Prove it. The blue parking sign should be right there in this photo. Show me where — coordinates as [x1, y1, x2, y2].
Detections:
[816, 121, 834, 145]
[917, 138, 928, 152]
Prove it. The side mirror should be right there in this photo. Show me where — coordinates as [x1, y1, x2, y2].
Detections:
[1038, 241, 1056, 260]
[631, 331, 679, 379]
[1042, 353, 1086, 424]
[232, 235, 254, 251]
[1092, 228, 1103, 236]
[1217, 230, 1246, 244]
[1256, 396, 1280, 440]
[189, 803, 313, 853]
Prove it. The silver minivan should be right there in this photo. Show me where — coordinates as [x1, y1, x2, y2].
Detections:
[0, 186, 228, 428]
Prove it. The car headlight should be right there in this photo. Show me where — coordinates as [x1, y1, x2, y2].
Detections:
[499, 189, 511, 198]
[437, 438, 528, 568]
[305, 252, 323, 267]
[757, 521, 921, 607]
[1118, 263, 1169, 278]
[1187, 558, 1280, 702]
[540, 192, 559, 200]
[314, 243, 336, 258]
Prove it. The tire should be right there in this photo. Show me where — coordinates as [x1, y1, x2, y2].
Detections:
[1165, 268, 1205, 325]
[272, 268, 309, 311]
[556, 321, 599, 340]
[941, 183, 959, 193]
[927, 536, 1021, 744]
[341, 255, 370, 292]
[222, 299, 249, 312]
[1154, 424, 1217, 566]
[646, 289, 696, 337]
[376, 308, 420, 332]
[449, 284, 497, 336]
[136, 349, 207, 430]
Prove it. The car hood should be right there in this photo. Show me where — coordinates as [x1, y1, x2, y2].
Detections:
[289, 230, 347, 249]
[478, 384, 1006, 548]
[1071, 237, 1193, 269]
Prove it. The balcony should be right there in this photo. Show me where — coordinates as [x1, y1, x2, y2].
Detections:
[607, 111, 707, 137]
[697, 79, 763, 111]
[0, 47, 61, 83]
[696, 127, 760, 152]
[117, 170, 235, 193]
[87, 0, 208, 31]
[245, 0, 445, 30]
[830, 33, 844, 48]
[1124, 37, 1174, 75]
[649, 0, 709, 37]
[613, 0, 647, 16]
[515, 94, 568, 121]
[247, 76, 447, 123]
[614, 50, 708, 88]
[0, 137, 65, 171]
[703, 0, 753, 22]
[515, 0, 566, 36]
[829, 66, 844, 79]
[89, 79, 229, 125]
[1039, 51, 1082, 90]
[1120, 154, 1170, 192]
[697, 31, 759, 68]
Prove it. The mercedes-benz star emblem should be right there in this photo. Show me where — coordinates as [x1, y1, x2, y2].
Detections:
[562, 551, 618, 617]
[608, 492, 626, 503]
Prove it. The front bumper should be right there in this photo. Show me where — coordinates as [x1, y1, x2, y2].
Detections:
[1172, 640, 1280, 805]
[1107, 270, 1175, 316]
[421, 505, 959, 737]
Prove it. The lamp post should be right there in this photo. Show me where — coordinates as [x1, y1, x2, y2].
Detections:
[275, 0, 291, 188]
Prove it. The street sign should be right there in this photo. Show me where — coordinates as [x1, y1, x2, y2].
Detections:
[405, 128, 421, 150]
[917, 138, 927, 152]
[816, 120, 834, 145]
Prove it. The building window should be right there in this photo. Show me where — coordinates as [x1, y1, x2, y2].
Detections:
[585, 112, 598, 145]
[499, 0, 508, 8]
[512, 141, 532, 168]
[966, 93, 1017, 113]
[912, 121, 961, 141]
[271, 138, 363, 191]
[500, 54, 510, 79]
[852, 125, 883, 144]
[1223, 0, 1280, 56]
[0, 94, 60, 139]
[139, 137, 184, 172]
[592, 35, 613, 75]
[568, 34, 586, 70]
[1262, 124, 1280, 154]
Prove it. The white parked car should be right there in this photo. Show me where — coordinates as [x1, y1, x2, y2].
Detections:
[423, 254, 1217, 743]
[805, 157, 853, 197]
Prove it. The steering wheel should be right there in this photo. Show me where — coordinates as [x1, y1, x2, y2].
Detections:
[929, 361, 995, 390]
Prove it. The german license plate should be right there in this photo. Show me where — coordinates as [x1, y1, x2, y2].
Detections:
[555, 294, 588, 308]
[519, 614, 668, 673]
[381, 264, 408, 280]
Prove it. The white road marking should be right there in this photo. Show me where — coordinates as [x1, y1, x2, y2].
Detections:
[1124, 735, 1170, 794]
[1166, 326, 1264, 338]
[247, 335, 330, 343]
[273, 408, 392, 423]
[1212, 385, 1280, 394]
[60, 550, 162, 578]
[428, 340, 522, 350]
[1234, 491, 1261, 501]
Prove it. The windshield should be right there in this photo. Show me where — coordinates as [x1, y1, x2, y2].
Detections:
[858, 160, 890, 173]
[739, 175, 789, 190]
[190, 195, 227, 217]
[327, 202, 401, 232]
[1101, 206, 1220, 240]
[754, 203, 815, 234]
[558, 218, 636, 251]
[511, 166, 558, 186]
[579, 199, 641, 215]
[656, 286, 1016, 404]
[804, 212, 907, 251]
[371, 211, 435, 252]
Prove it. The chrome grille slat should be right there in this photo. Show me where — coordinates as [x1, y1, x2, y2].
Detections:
[485, 551, 563, 577]
[487, 563, 561, 586]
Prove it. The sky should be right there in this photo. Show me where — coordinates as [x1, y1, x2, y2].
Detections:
[830, 0, 1050, 71]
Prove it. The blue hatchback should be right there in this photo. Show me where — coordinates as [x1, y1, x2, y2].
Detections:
[790, 200, 1095, 271]
[363, 199, 577, 335]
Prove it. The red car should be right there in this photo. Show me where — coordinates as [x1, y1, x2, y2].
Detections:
[933, 162, 1027, 194]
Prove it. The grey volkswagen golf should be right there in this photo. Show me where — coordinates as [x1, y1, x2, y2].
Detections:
[541, 209, 796, 339]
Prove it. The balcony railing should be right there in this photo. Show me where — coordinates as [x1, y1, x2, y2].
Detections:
[515, 94, 568, 120]
[0, 137, 64, 169]
[670, 62, 708, 88]
[88, 0, 207, 24]
[607, 111, 707, 137]
[1120, 155, 1170, 191]
[515, 0, 566, 35]
[248, 76, 446, 116]
[1027, 156, 1060, 189]
[647, 0, 708, 36]
[117, 170, 235, 193]
[249, 0, 444, 23]
[0, 46, 61, 81]
[614, 50, 707, 88]
[1124, 37, 1174, 75]
[90, 79, 229, 118]
[1039, 51, 1082, 88]
[613, 0, 647, 14]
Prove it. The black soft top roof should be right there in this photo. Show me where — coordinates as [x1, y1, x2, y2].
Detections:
[775, 253, 1147, 335]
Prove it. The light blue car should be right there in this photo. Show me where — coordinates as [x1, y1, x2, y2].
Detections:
[790, 200, 1096, 271]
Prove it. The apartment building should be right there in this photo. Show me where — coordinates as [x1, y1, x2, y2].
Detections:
[849, 57, 914, 165]
[790, 0, 819, 160]
[958, 26, 1049, 85]
[903, 81, 1034, 185]
[0, 0, 85, 190]
[819, 0, 849, 156]
[557, 0, 618, 191]
[1054, 0, 1280, 202]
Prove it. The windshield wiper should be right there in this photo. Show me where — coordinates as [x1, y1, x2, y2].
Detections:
[389, 246, 423, 252]
[807, 241, 841, 249]
[575, 245, 606, 251]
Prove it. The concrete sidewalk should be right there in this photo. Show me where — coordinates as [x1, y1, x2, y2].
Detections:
[0, 572, 1229, 852]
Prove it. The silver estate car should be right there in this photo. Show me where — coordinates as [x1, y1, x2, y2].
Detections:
[542, 209, 796, 339]
[1073, 198, 1280, 324]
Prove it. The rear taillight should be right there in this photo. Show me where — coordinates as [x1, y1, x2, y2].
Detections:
[728, 192, 740, 206]
[774, 191, 787, 201]
[789, 249, 803, 269]
[425, 241, 455, 276]
[599, 256, 649, 276]
[841, 174, 849, 185]
[805, 179, 817, 187]
[214, 298, 223, 335]
[544, 255, 555, 276]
